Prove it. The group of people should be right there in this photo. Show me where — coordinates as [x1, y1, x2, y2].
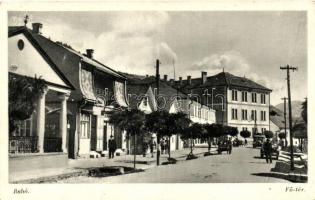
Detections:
[263, 139, 273, 163]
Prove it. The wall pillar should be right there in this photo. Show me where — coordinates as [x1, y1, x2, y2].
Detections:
[36, 89, 48, 153]
[59, 93, 70, 153]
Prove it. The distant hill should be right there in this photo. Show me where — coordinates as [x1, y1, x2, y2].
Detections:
[275, 100, 303, 121]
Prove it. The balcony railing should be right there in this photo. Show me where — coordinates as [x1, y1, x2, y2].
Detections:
[9, 136, 38, 154]
[9, 136, 62, 154]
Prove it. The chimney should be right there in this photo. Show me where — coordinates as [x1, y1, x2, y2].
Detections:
[169, 79, 174, 85]
[187, 76, 191, 85]
[201, 71, 207, 84]
[32, 23, 42, 34]
[163, 75, 168, 82]
[86, 49, 94, 59]
[179, 77, 183, 85]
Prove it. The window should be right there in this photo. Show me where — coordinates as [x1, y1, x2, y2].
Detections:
[261, 94, 266, 104]
[232, 90, 238, 101]
[241, 109, 248, 120]
[232, 108, 238, 120]
[251, 93, 257, 103]
[80, 114, 90, 138]
[143, 97, 148, 106]
[190, 105, 194, 117]
[12, 119, 31, 137]
[242, 127, 248, 131]
[261, 128, 266, 134]
[242, 91, 248, 102]
[251, 110, 257, 121]
[252, 127, 258, 134]
[198, 107, 201, 118]
[260, 111, 266, 121]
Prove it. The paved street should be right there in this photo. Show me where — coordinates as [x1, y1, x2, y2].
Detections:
[57, 147, 289, 183]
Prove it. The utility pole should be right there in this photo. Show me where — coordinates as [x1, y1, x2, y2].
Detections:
[281, 97, 288, 147]
[156, 59, 160, 166]
[280, 65, 297, 171]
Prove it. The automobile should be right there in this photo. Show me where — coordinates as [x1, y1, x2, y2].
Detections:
[260, 142, 280, 160]
[253, 134, 265, 148]
[217, 140, 231, 154]
[233, 138, 243, 147]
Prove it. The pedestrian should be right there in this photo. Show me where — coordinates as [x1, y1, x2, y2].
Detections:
[165, 138, 169, 155]
[264, 139, 273, 163]
[245, 139, 248, 146]
[150, 139, 156, 158]
[142, 141, 148, 157]
[227, 138, 233, 154]
[161, 138, 166, 154]
[108, 135, 116, 159]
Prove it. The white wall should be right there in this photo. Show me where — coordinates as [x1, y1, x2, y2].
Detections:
[227, 88, 270, 136]
[9, 34, 68, 87]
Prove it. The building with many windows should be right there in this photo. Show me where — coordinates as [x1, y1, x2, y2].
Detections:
[173, 71, 272, 140]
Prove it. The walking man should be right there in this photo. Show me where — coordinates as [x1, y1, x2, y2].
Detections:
[108, 135, 116, 159]
[227, 138, 233, 154]
[149, 138, 156, 158]
[264, 139, 273, 163]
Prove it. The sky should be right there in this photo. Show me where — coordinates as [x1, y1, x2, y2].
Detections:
[8, 11, 307, 105]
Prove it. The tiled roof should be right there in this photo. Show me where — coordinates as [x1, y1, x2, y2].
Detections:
[9, 26, 126, 80]
[123, 73, 188, 111]
[126, 84, 157, 111]
[177, 72, 272, 92]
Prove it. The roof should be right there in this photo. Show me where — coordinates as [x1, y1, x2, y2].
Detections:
[8, 26, 75, 90]
[123, 73, 189, 111]
[270, 115, 285, 129]
[177, 71, 272, 93]
[126, 84, 157, 110]
[9, 26, 126, 80]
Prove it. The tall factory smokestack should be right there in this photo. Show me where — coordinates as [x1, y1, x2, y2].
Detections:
[201, 71, 207, 84]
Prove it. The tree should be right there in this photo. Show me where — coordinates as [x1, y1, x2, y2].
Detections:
[166, 112, 191, 159]
[301, 99, 307, 123]
[9, 74, 46, 134]
[203, 123, 217, 153]
[264, 130, 274, 139]
[145, 110, 170, 165]
[223, 126, 238, 137]
[181, 123, 205, 157]
[278, 132, 286, 139]
[240, 130, 251, 139]
[109, 109, 146, 169]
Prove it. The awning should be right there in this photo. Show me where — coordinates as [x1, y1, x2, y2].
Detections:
[114, 81, 128, 108]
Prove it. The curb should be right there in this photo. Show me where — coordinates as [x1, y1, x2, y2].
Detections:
[11, 169, 89, 184]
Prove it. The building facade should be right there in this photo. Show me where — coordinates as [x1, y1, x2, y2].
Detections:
[9, 26, 74, 173]
[10, 23, 129, 160]
[174, 71, 272, 140]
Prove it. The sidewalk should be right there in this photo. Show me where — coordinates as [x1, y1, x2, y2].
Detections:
[269, 151, 308, 182]
[10, 148, 215, 183]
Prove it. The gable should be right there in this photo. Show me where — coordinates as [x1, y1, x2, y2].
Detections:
[9, 33, 69, 88]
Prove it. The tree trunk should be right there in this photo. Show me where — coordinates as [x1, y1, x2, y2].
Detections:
[133, 134, 136, 169]
[208, 137, 212, 153]
[168, 136, 171, 159]
[190, 138, 193, 155]
[156, 135, 160, 166]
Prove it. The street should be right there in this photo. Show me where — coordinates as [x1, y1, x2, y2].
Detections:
[57, 147, 289, 183]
